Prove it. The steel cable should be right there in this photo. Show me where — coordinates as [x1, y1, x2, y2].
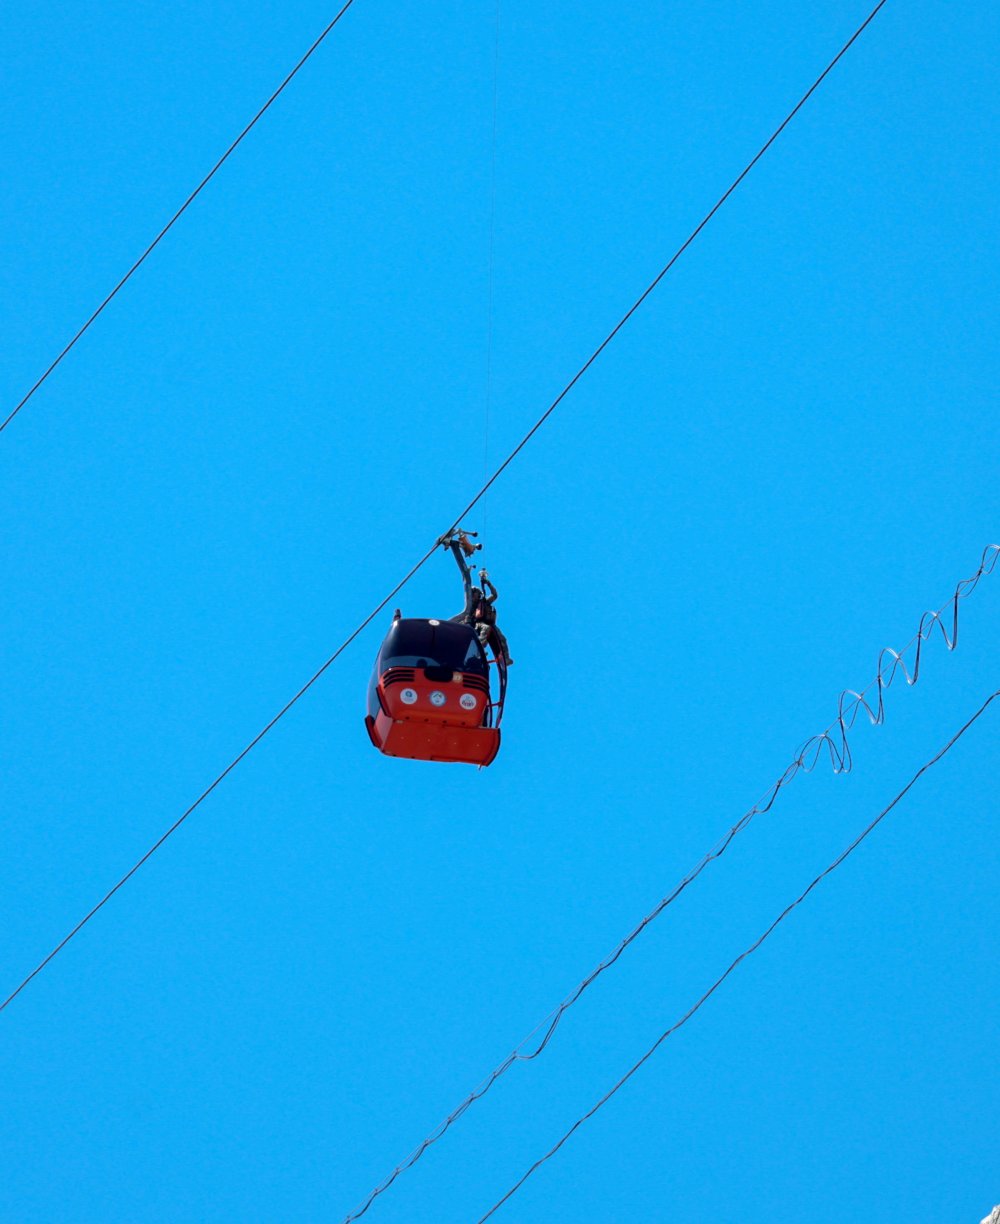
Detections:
[0, 0, 359, 435]
[340, 543, 998, 1222]
[0, 539, 439, 1013]
[479, 689, 1000, 1219]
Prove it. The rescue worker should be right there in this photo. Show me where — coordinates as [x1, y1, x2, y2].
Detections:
[444, 531, 513, 667]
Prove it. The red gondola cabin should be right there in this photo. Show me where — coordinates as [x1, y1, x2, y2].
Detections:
[365, 614, 506, 766]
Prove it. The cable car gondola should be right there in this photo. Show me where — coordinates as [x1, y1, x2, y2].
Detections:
[365, 532, 510, 766]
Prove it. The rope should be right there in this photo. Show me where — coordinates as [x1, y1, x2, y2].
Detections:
[481, 0, 502, 538]
[443, 0, 890, 534]
[480, 689, 1000, 1219]
[0, 538, 438, 1013]
[0, 0, 359, 435]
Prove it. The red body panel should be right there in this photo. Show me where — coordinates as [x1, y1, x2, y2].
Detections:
[367, 667, 500, 766]
[366, 711, 500, 766]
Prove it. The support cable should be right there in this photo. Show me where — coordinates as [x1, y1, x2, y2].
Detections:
[0, 0, 359, 435]
[0, 538, 439, 1013]
[2, 0, 893, 1019]
[340, 543, 998, 1223]
[479, 689, 1000, 1219]
[444, 0, 890, 533]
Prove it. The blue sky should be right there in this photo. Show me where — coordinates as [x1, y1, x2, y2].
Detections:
[1, 1, 997, 1220]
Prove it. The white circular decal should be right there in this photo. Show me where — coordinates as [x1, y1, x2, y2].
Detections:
[400, 688, 418, 705]
[460, 693, 477, 710]
[430, 690, 446, 707]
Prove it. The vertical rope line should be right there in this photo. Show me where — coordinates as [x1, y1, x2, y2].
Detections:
[481, 0, 502, 538]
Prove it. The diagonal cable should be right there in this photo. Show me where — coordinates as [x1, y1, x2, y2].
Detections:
[0, 538, 438, 1013]
[339, 543, 997, 1223]
[479, 688, 1000, 1220]
[445, 0, 890, 531]
[0, 0, 359, 435]
[3, 0, 893, 1018]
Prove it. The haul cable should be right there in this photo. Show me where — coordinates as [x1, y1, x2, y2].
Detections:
[0, 0, 359, 435]
[479, 690, 1000, 1218]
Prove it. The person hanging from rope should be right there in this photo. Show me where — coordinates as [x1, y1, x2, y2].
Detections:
[443, 530, 513, 666]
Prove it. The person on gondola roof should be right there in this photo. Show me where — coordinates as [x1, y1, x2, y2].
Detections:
[444, 531, 513, 667]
